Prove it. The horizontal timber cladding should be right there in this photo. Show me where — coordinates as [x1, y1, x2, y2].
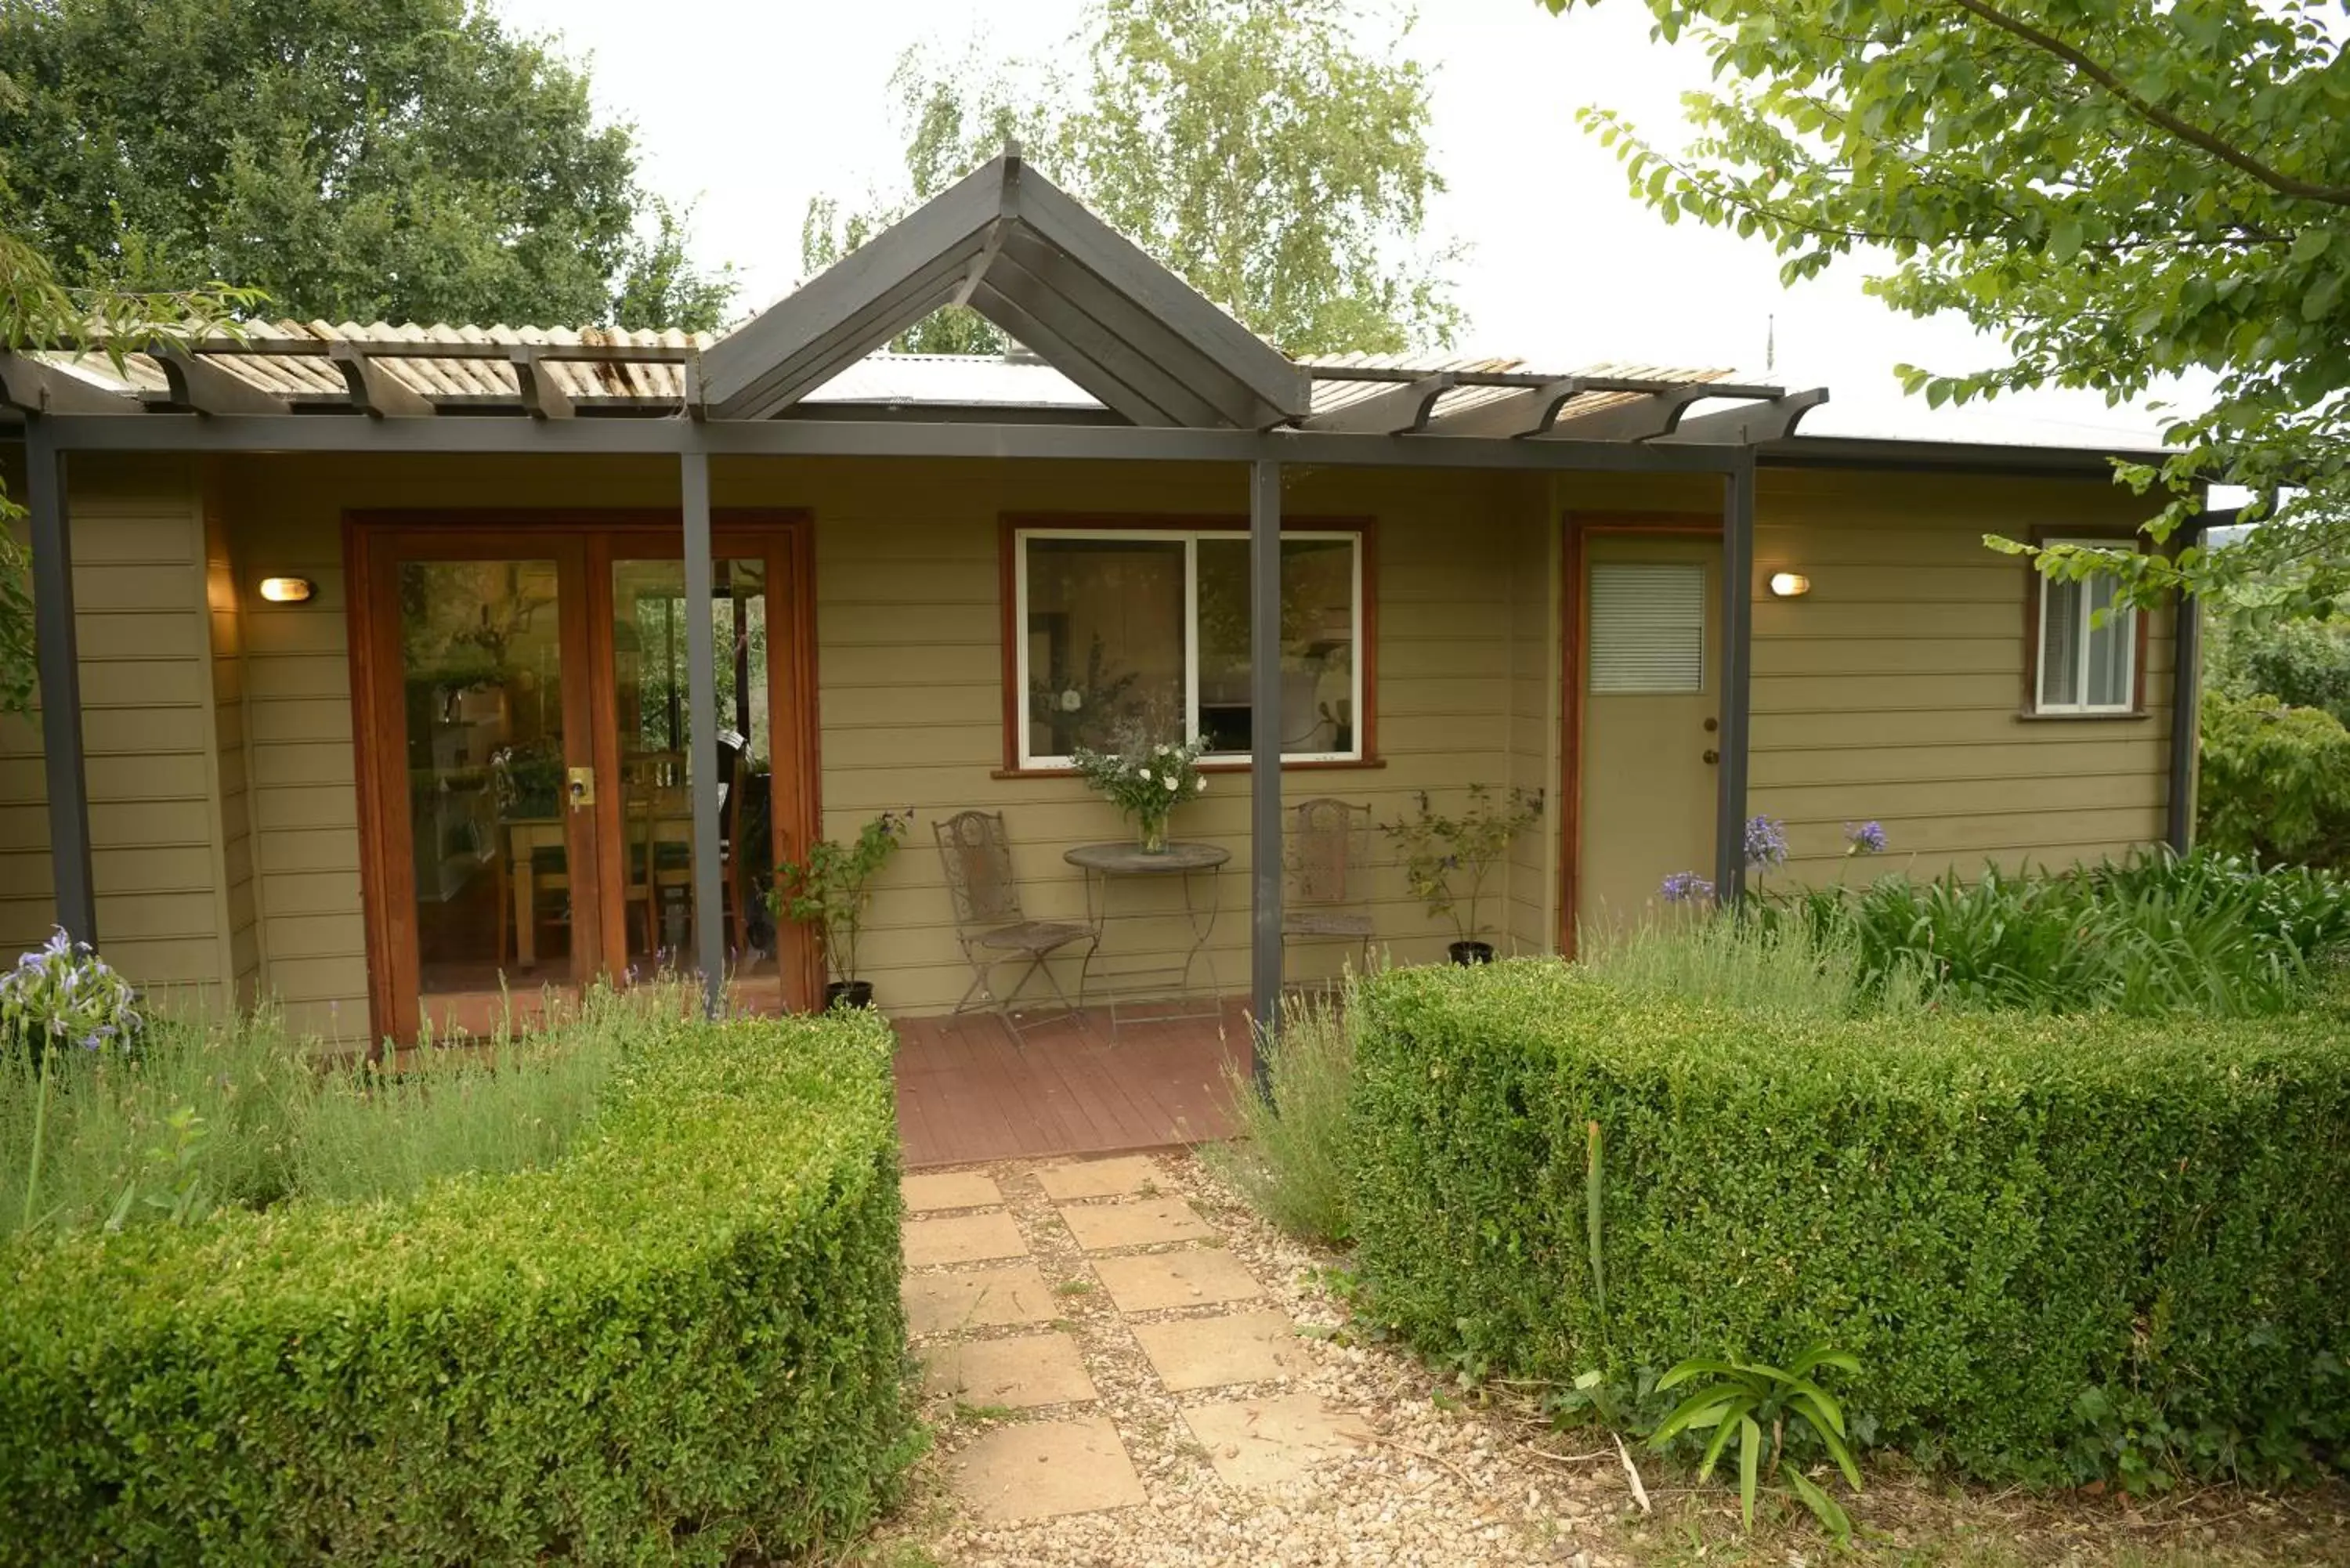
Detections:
[1552, 464, 2178, 912]
[0, 456, 242, 1017]
[204, 452, 1560, 1031]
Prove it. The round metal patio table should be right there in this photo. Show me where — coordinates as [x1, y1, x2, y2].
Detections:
[1063, 840, 1230, 1036]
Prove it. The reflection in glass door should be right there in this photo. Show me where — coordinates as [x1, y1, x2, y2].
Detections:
[394, 558, 585, 1000]
[606, 555, 776, 988]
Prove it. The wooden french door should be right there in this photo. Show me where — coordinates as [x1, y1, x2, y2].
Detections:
[350, 512, 818, 1042]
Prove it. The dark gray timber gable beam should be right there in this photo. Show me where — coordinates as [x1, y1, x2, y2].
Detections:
[1538, 383, 1718, 443]
[0, 356, 131, 415]
[1300, 374, 1458, 435]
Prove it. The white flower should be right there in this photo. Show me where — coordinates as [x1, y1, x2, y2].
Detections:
[1195, 776, 1207, 793]
[1163, 775, 1179, 791]
[1059, 688, 1083, 712]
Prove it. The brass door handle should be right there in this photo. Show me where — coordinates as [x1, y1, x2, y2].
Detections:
[567, 766, 595, 809]
[1702, 749, 1720, 765]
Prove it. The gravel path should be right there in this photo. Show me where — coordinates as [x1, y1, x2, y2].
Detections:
[879, 1149, 1631, 1568]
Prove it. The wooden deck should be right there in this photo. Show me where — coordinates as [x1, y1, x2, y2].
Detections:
[892, 999, 1254, 1169]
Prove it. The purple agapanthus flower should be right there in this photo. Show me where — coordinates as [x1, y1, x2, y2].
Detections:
[1744, 814, 1790, 870]
[1659, 871, 1716, 904]
[1844, 820, 1888, 855]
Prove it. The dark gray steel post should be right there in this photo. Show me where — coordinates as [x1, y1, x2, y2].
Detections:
[1714, 459, 1756, 904]
[2166, 518, 2212, 854]
[1248, 459, 1282, 1093]
[27, 418, 97, 945]
[680, 450, 725, 1013]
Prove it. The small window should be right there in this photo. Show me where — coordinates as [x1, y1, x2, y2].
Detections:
[2034, 542, 2137, 714]
[1014, 527, 1364, 768]
[1589, 562, 1706, 694]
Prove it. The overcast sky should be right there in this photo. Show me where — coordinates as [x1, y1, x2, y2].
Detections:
[495, 0, 2178, 445]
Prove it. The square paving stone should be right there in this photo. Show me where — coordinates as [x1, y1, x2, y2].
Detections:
[904, 1210, 1028, 1267]
[923, 1332, 1098, 1408]
[902, 1171, 1003, 1212]
[951, 1415, 1147, 1523]
[1091, 1247, 1264, 1313]
[1034, 1154, 1162, 1201]
[1182, 1392, 1375, 1492]
[1130, 1310, 1311, 1393]
[902, 1264, 1057, 1335]
[1060, 1196, 1216, 1252]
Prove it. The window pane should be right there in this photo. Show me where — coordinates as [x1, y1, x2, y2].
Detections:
[1025, 537, 1187, 757]
[2084, 574, 2131, 708]
[610, 558, 772, 975]
[1589, 563, 1705, 693]
[396, 559, 567, 994]
[1195, 537, 1358, 755]
[2040, 576, 2082, 708]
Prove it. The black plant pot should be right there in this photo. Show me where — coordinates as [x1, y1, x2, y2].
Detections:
[825, 980, 876, 1011]
[1448, 941, 1495, 967]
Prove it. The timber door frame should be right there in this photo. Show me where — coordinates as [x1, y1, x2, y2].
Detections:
[346, 508, 821, 1046]
[1557, 511, 1722, 957]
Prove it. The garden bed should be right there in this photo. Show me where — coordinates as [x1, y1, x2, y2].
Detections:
[0, 1003, 918, 1566]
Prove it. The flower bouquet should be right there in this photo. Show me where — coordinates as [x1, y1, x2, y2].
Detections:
[1069, 727, 1211, 853]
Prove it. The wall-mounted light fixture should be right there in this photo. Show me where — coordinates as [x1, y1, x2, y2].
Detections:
[258, 576, 316, 604]
[1766, 571, 1812, 599]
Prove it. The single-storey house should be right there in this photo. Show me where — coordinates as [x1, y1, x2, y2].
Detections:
[0, 154, 2200, 1048]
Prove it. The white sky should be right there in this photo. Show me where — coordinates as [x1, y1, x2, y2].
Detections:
[494, 0, 2181, 446]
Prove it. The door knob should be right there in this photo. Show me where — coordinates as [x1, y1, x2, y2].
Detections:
[1703, 717, 1719, 733]
[1702, 749, 1720, 765]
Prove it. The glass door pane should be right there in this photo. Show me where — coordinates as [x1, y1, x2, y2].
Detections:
[396, 558, 577, 997]
[609, 556, 774, 983]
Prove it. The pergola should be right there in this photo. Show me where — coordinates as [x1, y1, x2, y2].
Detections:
[3, 152, 1827, 1037]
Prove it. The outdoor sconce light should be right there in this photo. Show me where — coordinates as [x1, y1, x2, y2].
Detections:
[258, 576, 316, 604]
[1767, 571, 1812, 598]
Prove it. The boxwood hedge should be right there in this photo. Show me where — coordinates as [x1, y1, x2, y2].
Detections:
[0, 1007, 919, 1566]
[1348, 962, 2350, 1484]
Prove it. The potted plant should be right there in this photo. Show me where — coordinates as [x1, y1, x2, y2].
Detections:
[1069, 724, 1211, 853]
[1383, 784, 1544, 964]
[772, 809, 912, 1010]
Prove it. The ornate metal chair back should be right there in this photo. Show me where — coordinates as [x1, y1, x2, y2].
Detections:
[935, 810, 1023, 929]
[1288, 797, 1370, 906]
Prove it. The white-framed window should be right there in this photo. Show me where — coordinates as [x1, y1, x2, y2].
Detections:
[1012, 526, 1365, 768]
[2034, 539, 2138, 714]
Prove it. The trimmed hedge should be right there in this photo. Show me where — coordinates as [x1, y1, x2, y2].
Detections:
[0, 1008, 919, 1566]
[1348, 962, 2350, 1483]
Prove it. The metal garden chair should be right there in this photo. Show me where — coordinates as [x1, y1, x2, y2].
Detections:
[934, 809, 1096, 1042]
[1282, 797, 1374, 986]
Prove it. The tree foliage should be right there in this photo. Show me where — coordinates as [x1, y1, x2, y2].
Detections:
[1544, 0, 2350, 616]
[804, 0, 1462, 357]
[0, 0, 732, 331]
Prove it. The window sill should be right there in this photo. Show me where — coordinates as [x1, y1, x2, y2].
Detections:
[993, 756, 1387, 780]
[2014, 708, 2153, 723]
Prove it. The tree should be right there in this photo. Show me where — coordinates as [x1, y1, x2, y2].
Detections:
[0, 0, 732, 331]
[1544, 0, 2350, 616]
[803, 0, 1463, 357]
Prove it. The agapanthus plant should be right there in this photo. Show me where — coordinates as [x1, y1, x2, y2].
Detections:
[1, 928, 144, 1066]
[1069, 726, 1211, 851]
[1845, 821, 1889, 857]
[1744, 814, 1791, 871]
[1660, 871, 1717, 905]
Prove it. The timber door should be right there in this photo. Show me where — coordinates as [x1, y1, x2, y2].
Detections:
[352, 514, 817, 1042]
[1573, 530, 1723, 930]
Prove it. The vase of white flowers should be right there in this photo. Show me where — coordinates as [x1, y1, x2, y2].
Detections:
[1069, 727, 1211, 853]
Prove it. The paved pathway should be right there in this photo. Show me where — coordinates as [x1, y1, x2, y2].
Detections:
[891, 1152, 1619, 1566]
